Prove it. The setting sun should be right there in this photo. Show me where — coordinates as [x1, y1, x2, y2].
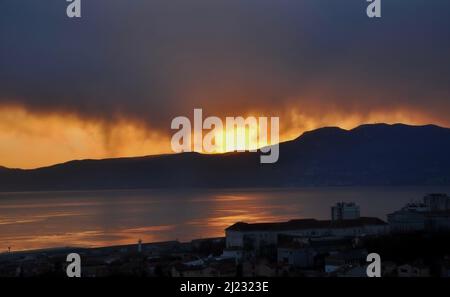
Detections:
[213, 125, 260, 153]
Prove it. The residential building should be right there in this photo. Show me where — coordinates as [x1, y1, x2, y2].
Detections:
[331, 202, 360, 221]
[388, 193, 450, 233]
[424, 193, 450, 211]
[226, 217, 389, 249]
[277, 235, 354, 268]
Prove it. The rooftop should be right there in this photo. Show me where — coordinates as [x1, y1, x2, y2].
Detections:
[226, 217, 387, 232]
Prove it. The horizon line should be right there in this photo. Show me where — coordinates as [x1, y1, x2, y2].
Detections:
[1, 122, 447, 171]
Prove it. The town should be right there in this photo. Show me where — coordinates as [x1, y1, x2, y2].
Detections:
[1, 193, 450, 277]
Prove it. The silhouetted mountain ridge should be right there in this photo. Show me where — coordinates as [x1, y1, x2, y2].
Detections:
[1, 123, 450, 191]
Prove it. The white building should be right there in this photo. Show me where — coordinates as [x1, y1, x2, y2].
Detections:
[225, 217, 389, 249]
[388, 193, 450, 233]
[331, 202, 360, 221]
[387, 210, 426, 233]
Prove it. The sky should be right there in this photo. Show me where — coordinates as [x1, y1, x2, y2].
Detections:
[1, 0, 450, 169]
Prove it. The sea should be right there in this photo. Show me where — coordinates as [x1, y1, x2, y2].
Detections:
[1, 186, 449, 252]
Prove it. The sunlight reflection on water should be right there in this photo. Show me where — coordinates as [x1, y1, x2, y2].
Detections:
[1, 187, 449, 252]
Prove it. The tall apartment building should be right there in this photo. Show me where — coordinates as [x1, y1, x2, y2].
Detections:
[331, 202, 360, 221]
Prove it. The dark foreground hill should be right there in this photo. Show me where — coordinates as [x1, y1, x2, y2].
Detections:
[1, 123, 450, 191]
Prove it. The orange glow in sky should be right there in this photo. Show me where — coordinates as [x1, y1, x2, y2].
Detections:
[0, 105, 447, 169]
[211, 124, 260, 153]
[0, 106, 170, 169]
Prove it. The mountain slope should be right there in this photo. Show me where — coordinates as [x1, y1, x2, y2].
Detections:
[1, 123, 450, 191]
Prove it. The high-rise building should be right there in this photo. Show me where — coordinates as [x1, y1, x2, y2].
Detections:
[424, 193, 450, 211]
[331, 202, 360, 221]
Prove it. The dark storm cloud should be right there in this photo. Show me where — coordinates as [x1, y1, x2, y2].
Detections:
[1, 0, 450, 131]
